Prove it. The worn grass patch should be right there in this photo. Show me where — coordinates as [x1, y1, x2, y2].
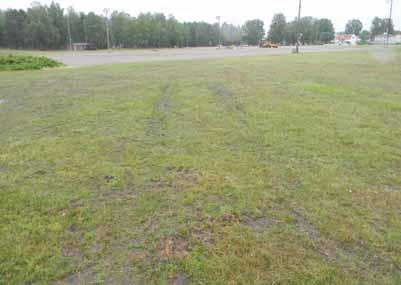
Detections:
[1, 47, 401, 284]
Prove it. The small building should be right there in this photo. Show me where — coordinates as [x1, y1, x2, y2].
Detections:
[335, 34, 359, 46]
[71, 43, 97, 51]
[372, 34, 401, 45]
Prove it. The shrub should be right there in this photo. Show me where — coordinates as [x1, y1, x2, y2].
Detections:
[0, 55, 63, 71]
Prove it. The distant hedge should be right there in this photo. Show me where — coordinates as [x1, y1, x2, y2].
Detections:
[0, 55, 63, 71]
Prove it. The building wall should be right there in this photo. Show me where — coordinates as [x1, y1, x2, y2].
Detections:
[372, 35, 401, 45]
[335, 34, 359, 45]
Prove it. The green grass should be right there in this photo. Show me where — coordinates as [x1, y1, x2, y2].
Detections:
[0, 54, 63, 71]
[1, 48, 401, 284]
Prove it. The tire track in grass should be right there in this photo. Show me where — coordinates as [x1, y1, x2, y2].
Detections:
[59, 83, 179, 284]
[208, 78, 401, 281]
[82, 81, 200, 284]
[291, 209, 401, 281]
[146, 83, 174, 139]
[239, 207, 401, 282]
[207, 82, 249, 128]
[207, 81, 268, 163]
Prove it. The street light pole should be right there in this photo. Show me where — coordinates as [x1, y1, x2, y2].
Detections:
[104, 8, 110, 49]
[295, 0, 302, 53]
[216, 16, 221, 48]
[386, 0, 393, 45]
[66, 11, 73, 50]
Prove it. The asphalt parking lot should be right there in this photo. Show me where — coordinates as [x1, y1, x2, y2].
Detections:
[47, 45, 362, 66]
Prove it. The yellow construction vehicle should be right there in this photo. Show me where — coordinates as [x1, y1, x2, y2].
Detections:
[259, 40, 279, 48]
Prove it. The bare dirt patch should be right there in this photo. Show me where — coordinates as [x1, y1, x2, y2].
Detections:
[166, 166, 200, 186]
[62, 244, 85, 264]
[241, 216, 279, 233]
[59, 265, 98, 285]
[158, 236, 189, 261]
[383, 184, 400, 193]
[146, 166, 200, 192]
[190, 227, 215, 246]
[171, 272, 190, 285]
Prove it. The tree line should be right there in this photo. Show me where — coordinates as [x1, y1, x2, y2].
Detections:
[267, 14, 397, 45]
[0, 1, 398, 50]
[0, 2, 266, 49]
[267, 14, 335, 45]
[343, 17, 395, 43]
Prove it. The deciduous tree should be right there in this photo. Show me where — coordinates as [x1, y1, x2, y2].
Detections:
[371, 17, 394, 38]
[242, 19, 265, 45]
[345, 19, 363, 35]
[268, 13, 286, 44]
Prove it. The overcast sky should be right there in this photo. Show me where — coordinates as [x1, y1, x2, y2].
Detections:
[1, 0, 400, 32]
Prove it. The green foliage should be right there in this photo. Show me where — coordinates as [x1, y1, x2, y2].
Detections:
[0, 1, 399, 50]
[268, 13, 286, 44]
[4, 9, 27, 48]
[66, 8, 86, 45]
[319, 32, 333, 43]
[0, 10, 5, 47]
[284, 21, 298, 45]
[0, 54, 62, 71]
[110, 11, 135, 48]
[371, 17, 394, 38]
[0, 2, 263, 49]
[284, 17, 334, 45]
[345, 19, 363, 35]
[221, 23, 242, 45]
[242, 19, 265, 45]
[84, 12, 107, 49]
[314, 18, 335, 43]
[359, 30, 371, 44]
[24, 2, 66, 49]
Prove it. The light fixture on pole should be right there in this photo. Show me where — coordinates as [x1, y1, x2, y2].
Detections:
[216, 16, 221, 48]
[66, 9, 73, 51]
[104, 8, 110, 50]
[386, 0, 393, 45]
[295, 0, 302, 53]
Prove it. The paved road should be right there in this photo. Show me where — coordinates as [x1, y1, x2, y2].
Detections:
[49, 45, 363, 67]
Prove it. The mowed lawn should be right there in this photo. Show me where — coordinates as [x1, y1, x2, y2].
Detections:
[1, 48, 401, 284]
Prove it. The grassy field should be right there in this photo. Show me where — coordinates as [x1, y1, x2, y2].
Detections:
[1, 48, 401, 284]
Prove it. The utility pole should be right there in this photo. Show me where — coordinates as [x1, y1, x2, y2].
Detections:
[66, 11, 73, 51]
[386, 0, 393, 45]
[295, 0, 302, 53]
[216, 16, 221, 48]
[104, 8, 110, 49]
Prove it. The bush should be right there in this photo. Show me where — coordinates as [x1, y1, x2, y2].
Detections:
[319, 32, 334, 44]
[0, 55, 63, 71]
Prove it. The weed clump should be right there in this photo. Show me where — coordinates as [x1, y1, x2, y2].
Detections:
[0, 54, 63, 71]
